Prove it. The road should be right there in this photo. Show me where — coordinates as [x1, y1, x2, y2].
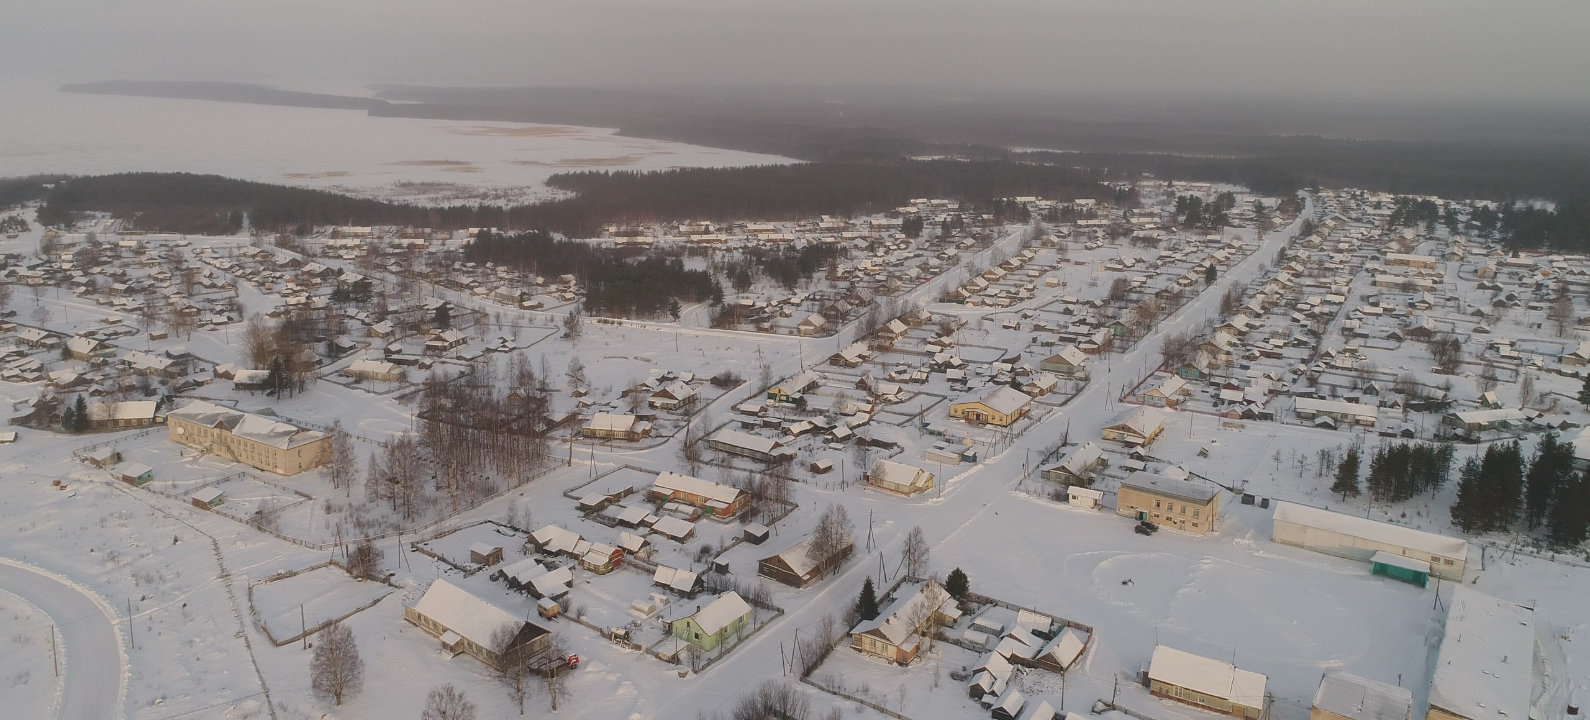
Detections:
[0, 560, 125, 720]
[655, 202, 1313, 717]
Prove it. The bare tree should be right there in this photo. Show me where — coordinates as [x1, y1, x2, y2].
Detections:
[543, 636, 574, 711]
[903, 581, 948, 654]
[1518, 371, 1536, 409]
[808, 503, 854, 579]
[1159, 328, 1201, 369]
[421, 684, 477, 720]
[561, 308, 582, 341]
[1477, 365, 1500, 394]
[328, 421, 357, 494]
[757, 361, 775, 393]
[1549, 291, 1575, 337]
[1426, 333, 1463, 374]
[492, 624, 534, 716]
[345, 539, 384, 580]
[310, 620, 365, 707]
[0, 281, 12, 312]
[728, 680, 810, 720]
[901, 526, 929, 578]
[679, 418, 705, 475]
[243, 314, 277, 369]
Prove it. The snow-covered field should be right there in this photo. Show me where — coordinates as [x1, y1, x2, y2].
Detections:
[0, 78, 792, 204]
[0, 589, 61, 720]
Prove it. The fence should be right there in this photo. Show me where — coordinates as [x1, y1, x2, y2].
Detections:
[244, 560, 395, 647]
[70, 426, 164, 459]
[800, 677, 914, 720]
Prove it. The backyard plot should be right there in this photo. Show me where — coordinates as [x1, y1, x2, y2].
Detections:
[416, 522, 529, 569]
[249, 565, 392, 646]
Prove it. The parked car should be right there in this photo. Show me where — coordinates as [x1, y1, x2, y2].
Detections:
[1134, 521, 1159, 536]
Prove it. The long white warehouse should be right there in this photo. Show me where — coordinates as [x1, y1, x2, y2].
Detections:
[1271, 502, 1467, 581]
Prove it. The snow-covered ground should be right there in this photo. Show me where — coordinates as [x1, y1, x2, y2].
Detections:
[0, 587, 63, 720]
[0, 78, 792, 205]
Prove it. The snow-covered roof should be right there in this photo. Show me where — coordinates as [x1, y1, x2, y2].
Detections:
[685, 592, 751, 635]
[1105, 406, 1166, 436]
[869, 458, 932, 490]
[1122, 471, 1218, 504]
[652, 565, 699, 593]
[1274, 502, 1468, 560]
[952, 386, 1032, 416]
[88, 400, 157, 422]
[167, 400, 325, 449]
[586, 412, 639, 432]
[1149, 645, 1267, 710]
[850, 581, 948, 647]
[706, 428, 782, 456]
[1428, 588, 1535, 720]
[412, 579, 527, 650]
[653, 471, 744, 505]
[1295, 397, 1379, 420]
[650, 516, 695, 540]
[1313, 671, 1413, 720]
[1039, 627, 1089, 670]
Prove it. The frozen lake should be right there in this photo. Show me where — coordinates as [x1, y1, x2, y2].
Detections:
[0, 78, 793, 205]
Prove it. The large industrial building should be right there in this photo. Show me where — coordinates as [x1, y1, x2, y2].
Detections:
[1271, 502, 1467, 581]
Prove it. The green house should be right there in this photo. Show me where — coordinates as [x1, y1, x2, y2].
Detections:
[1370, 551, 1429, 588]
[670, 592, 752, 652]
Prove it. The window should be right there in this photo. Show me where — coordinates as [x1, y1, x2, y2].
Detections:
[1191, 522, 1200, 528]
[1193, 509, 1201, 518]
[1180, 505, 1187, 515]
[1154, 500, 1161, 508]
[1443, 558, 1454, 565]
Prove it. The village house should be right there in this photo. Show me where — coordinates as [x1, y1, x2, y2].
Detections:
[405, 579, 551, 670]
[165, 400, 331, 476]
[648, 471, 748, 518]
[797, 312, 828, 336]
[648, 381, 698, 411]
[1101, 407, 1166, 447]
[1295, 398, 1379, 428]
[706, 428, 794, 463]
[84, 399, 160, 430]
[849, 581, 953, 665]
[581, 412, 653, 441]
[667, 591, 753, 652]
[1440, 408, 1531, 436]
[1139, 375, 1189, 408]
[866, 458, 935, 496]
[767, 370, 821, 403]
[758, 534, 853, 588]
[343, 357, 404, 383]
[1148, 645, 1267, 720]
[948, 386, 1032, 427]
[1311, 671, 1412, 720]
[1117, 471, 1220, 535]
[1040, 442, 1106, 486]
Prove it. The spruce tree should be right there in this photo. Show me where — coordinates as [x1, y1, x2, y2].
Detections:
[61, 404, 77, 433]
[1546, 469, 1590, 549]
[1486, 441, 1525, 531]
[266, 356, 287, 397]
[1579, 375, 1590, 409]
[1331, 446, 1361, 500]
[1450, 456, 1485, 534]
[945, 568, 970, 600]
[1525, 432, 1571, 529]
[855, 578, 880, 621]
[72, 395, 89, 432]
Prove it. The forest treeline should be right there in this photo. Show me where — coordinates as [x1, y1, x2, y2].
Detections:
[463, 230, 719, 317]
[23, 161, 1117, 237]
[12, 162, 1590, 251]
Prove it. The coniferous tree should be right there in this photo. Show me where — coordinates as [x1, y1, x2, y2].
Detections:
[1546, 469, 1590, 549]
[945, 568, 970, 600]
[72, 395, 89, 432]
[1331, 445, 1362, 500]
[855, 578, 880, 622]
[61, 404, 78, 433]
[1579, 375, 1590, 409]
[1525, 432, 1572, 529]
[1450, 456, 1486, 534]
[1485, 441, 1526, 531]
[266, 356, 287, 397]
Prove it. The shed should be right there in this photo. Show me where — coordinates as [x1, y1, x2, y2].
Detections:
[118, 462, 154, 487]
[1148, 645, 1266, 719]
[190, 487, 225, 509]
[743, 524, 770, 545]
[469, 542, 505, 567]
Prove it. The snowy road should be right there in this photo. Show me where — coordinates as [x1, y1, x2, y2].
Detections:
[0, 560, 125, 720]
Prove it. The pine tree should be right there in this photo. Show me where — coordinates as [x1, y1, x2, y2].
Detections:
[945, 568, 970, 600]
[855, 578, 880, 621]
[1484, 441, 1525, 531]
[1578, 375, 1590, 409]
[266, 356, 287, 397]
[1450, 456, 1485, 534]
[1525, 432, 1571, 529]
[1546, 469, 1590, 549]
[60, 404, 77, 433]
[1331, 445, 1361, 500]
[72, 395, 89, 433]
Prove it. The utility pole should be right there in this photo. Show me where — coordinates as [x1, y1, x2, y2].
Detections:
[301, 604, 308, 649]
[127, 597, 135, 650]
[51, 626, 57, 677]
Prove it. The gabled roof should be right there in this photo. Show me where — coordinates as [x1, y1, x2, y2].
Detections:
[1149, 645, 1266, 709]
[653, 471, 745, 505]
[953, 386, 1031, 415]
[412, 579, 535, 650]
[685, 592, 751, 635]
[1104, 407, 1166, 437]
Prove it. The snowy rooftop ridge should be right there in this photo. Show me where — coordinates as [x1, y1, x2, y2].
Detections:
[1312, 670, 1413, 720]
[1273, 501, 1469, 559]
[1148, 645, 1267, 710]
[1428, 587, 1535, 720]
[411, 578, 530, 651]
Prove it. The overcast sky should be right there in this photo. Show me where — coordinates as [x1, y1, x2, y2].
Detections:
[6, 0, 1589, 104]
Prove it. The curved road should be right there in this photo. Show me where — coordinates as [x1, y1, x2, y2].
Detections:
[0, 560, 124, 720]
